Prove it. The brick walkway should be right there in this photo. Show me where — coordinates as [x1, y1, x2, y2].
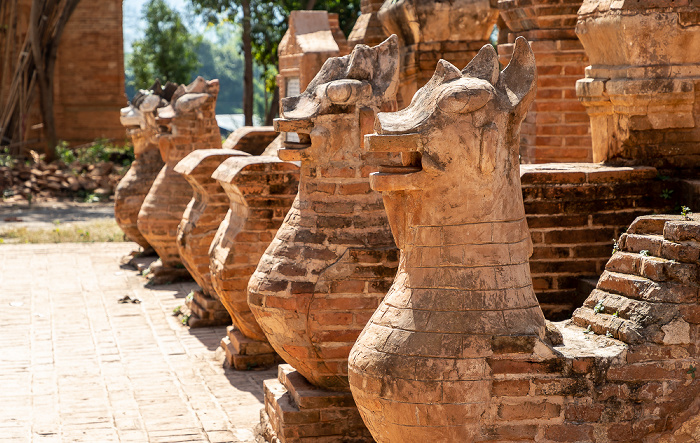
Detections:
[0, 242, 276, 443]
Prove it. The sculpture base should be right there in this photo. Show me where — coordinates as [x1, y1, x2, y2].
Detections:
[145, 259, 193, 285]
[185, 290, 231, 328]
[258, 364, 372, 442]
[220, 326, 280, 370]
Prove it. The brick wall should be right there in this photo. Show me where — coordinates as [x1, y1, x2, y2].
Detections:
[53, 0, 125, 144]
[0, 0, 125, 146]
[521, 164, 678, 319]
[498, 0, 592, 163]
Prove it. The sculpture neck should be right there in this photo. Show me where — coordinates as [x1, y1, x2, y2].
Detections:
[399, 218, 545, 335]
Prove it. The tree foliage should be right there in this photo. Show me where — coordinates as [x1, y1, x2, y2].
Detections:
[188, 0, 361, 121]
[129, 0, 202, 91]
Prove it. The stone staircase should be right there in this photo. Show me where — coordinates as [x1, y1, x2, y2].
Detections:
[572, 214, 700, 345]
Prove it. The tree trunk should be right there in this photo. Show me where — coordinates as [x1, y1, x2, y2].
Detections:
[9, 0, 81, 161]
[242, 0, 253, 126]
[306, 0, 317, 9]
[265, 85, 279, 126]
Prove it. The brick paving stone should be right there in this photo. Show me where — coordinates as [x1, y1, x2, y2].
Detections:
[0, 243, 276, 442]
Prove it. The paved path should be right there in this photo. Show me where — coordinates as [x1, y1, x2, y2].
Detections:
[0, 242, 276, 442]
[0, 202, 115, 229]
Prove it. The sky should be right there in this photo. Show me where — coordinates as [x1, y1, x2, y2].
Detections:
[122, 0, 194, 51]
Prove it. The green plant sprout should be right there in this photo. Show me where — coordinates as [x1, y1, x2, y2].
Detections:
[681, 206, 693, 220]
[594, 299, 605, 314]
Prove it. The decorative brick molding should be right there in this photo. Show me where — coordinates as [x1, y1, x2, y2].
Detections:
[378, 0, 499, 109]
[248, 37, 401, 391]
[576, 0, 700, 170]
[498, 0, 592, 163]
[137, 77, 221, 282]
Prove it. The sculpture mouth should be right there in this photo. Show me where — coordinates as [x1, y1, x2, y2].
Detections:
[365, 133, 425, 191]
[274, 118, 312, 161]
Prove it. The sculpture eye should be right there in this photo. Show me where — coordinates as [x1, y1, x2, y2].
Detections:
[326, 80, 371, 105]
[437, 87, 492, 114]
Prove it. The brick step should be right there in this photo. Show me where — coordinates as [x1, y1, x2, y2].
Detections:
[627, 215, 678, 236]
[664, 219, 700, 243]
[571, 305, 645, 344]
[192, 290, 225, 311]
[278, 365, 356, 410]
[606, 252, 700, 286]
[597, 271, 698, 304]
[583, 289, 671, 326]
[619, 233, 700, 264]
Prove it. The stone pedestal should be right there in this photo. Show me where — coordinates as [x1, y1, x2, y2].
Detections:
[378, 0, 499, 108]
[220, 326, 280, 370]
[184, 290, 230, 328]
[137, 77, 221, 281]
[498, 0, 592, 163]
[258, 365, 372, 443]
[576, 0, 700, 170]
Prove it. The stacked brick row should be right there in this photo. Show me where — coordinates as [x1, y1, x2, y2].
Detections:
[261, 365, 373, 441]
[521, 164, 676, 319]
[498, 0, 592, 163]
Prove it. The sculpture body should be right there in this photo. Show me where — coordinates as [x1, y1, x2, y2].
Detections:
[349, 39, 700, 442]
[209, 154, 299, 342]
[175, 149, 248, 298]
[115, 85, 173, 248]
[247, 36, 401, 390]
[137, 78, 221, 272]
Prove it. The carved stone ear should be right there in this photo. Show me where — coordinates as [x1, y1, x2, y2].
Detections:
[499, 36, 537, 116]
[346, 35, 399, 105]
[462, 44, 500, 85]
[432, 59, 463, 84]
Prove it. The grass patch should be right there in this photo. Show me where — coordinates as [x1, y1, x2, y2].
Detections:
[0, 219, 126, 244]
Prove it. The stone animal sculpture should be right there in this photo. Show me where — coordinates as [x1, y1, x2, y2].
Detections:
[115, 81, 176, 249]
[208, 146, 300, 368]
[247, 35, 401, 390]
[349, 38, 700, 442]
[173, 148, 250, 326]
[137, 77, 221, 283]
